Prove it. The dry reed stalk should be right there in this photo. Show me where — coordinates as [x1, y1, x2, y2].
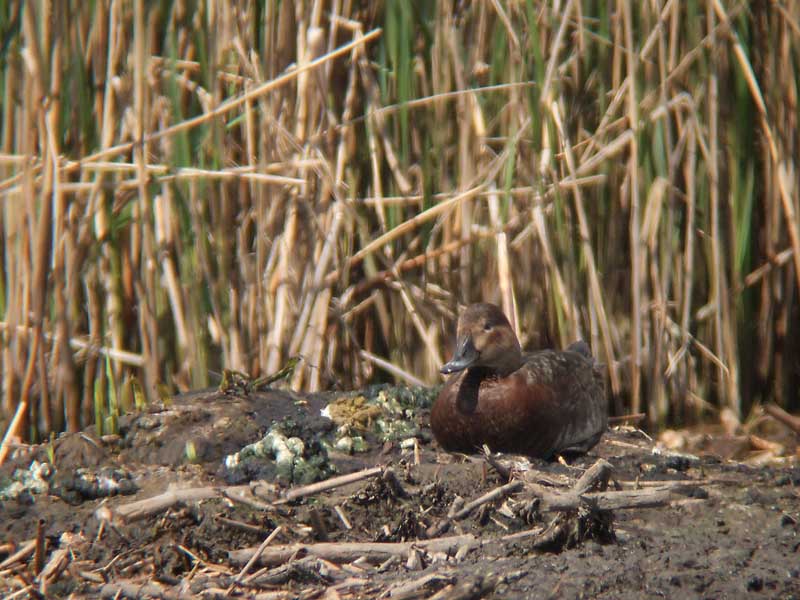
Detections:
[679, 122, 697, 417]
[530, 200, 581, 348]
[643, 179, 669, 423]
[357, 180, 603, 206]
[290, 286, 329, 392]
[0, 389, 29, 466]
[576, 130, 635, 178]
[162, 255, 190, 349]
[358, 82, 536, 126]
[363, 75, 388, 234]
[359, 350, 426, 388]
[741, 248, 795, 290]
[621, 0, 642, 416]
[95, 0, 126, 403]
[266, 201, 298, 374]
[0, 154, 29, 164]
[2, 171, 25, 423]
[776, 164, 800, 296]
[47, 67, 82, 431]
[651, 2, 677, 424]
[160, 169, 306, 186]
[19, 1, 56, 435]
[57, 161, 305, 183]
[307, 289, 333, 392]
[487, 185, 518, 338]
[639, 0, 678, 62]
[540, 0, 575, 105]
[709, 6, 741, 416]
[82, 275, 102, 421]
[549, 101, 620, 396]
[133, 0, 161, 397]
[706, 4, 726, 411]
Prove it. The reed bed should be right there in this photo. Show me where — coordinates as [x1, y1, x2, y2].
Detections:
[0, 0, 798, 441]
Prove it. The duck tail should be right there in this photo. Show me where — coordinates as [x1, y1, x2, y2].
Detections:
[566, 339, 593, 359]
[567, 340, 606, 378]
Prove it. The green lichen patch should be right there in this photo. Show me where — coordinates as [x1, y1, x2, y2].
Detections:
[221, 417, 335, 486]
[323, 384, 440, 454]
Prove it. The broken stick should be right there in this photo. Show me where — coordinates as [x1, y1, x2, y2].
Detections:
[535, 486, 675, 511]
[108, 466, 384, 522]
[230, 526, 283, 591]
[228, 533, 478, 567]
[608, 413, 647, 425]
[572, 458, 612, 494]
[282, 466, 384, 502]
[108, 487, 219, 522]
[764, 403, 800, 435]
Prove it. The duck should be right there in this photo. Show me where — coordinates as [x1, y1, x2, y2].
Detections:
[431, 303, 607, 459]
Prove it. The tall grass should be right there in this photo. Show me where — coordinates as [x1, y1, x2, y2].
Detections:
[0, 1, 798, 443]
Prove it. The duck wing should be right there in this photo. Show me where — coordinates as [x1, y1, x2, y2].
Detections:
[522, 348, 607, 455]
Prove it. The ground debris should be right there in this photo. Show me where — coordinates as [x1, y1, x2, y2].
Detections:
[1, 391, 798, 599]
[529, 506, 616, 553]
[427, 573, 502, 600]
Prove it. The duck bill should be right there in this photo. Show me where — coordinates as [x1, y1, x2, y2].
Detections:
[440, 335, 479, 374]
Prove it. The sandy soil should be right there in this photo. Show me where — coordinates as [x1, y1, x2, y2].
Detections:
[1, 386, 798, 599]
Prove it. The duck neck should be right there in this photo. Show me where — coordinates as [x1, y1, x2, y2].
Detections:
[465, 366, 493, 381]
[455, 367, 488, 414]
[467, 359, 521, 380]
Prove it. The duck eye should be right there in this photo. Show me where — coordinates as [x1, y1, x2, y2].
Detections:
[483, 323, 492, 332]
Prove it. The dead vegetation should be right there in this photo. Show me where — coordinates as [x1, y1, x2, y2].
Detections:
[1, 409, 797, 599]
[0, 433, 700, 598]
[1, 379, 798, 598]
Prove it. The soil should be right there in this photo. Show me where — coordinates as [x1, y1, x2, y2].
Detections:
[1, 386, 798, 599]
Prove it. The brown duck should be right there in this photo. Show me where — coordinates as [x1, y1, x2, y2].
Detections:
[431, 303, 607, 459]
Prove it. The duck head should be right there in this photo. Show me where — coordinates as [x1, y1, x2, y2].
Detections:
[440, 303, 524, 377]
